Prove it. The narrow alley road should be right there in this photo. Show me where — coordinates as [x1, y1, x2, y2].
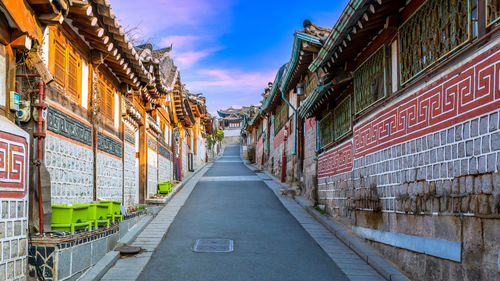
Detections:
[137, 144, 349, 281]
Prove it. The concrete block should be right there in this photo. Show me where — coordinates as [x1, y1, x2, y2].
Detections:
[447, 128, 455, 144]
[457, 142, 465, 158]
[463, 121, 470, 139]
[474, 138, 481, 155]
[478, 155, 487, 174]
[482, 135, 490, 153]
[91, 238, 107, 266]
[71, 244, 91, 274]
[480, 116, 488, 135]
[455, 124, 463, 141]
[489, 112, 498, 132]
[465, 140, 473, 156]
[467, 157, 477, 175]
[57, 249, 71, 279]
[486, 153, 496, 172]
[107, 233, 119, 252]
[492, 131, 500, 151]
[481, 174, 492, 194]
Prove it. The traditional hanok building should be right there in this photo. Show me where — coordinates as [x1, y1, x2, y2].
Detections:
[188, 93, 210, 169]
[0, 1, 215, 279]
[295, 0, 500, 280]
[136, 43, 176, 200]
[0, 1, 49, 279]
[217, 106, 248, 144]
[245, 20, 329, 183]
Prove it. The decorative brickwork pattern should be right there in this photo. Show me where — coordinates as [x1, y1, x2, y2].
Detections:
[318, 141, 353, 178]
[45, 135, 93, 205]
[0, 121, 29, 281]
[96, 152, 123, 201]
[354, 47, 500, 158]
[0, 132, 28, 199]
[97, 132, 122, 158]
[46, 106, 92, 146]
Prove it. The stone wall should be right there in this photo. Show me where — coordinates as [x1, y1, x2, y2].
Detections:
[147, 148, 158, 197]
[95, 152, 123, 202]
[302, 117, 317, 203]
[315, 40, 500, 279]
[45, 134, 93, 205]
[0, 117, 30, 281]
[181, 140, 188, 177]
[123, 142, 137, 208]
[158, 155, 172, 183]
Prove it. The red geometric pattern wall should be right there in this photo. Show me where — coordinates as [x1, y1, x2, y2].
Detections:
[0, 131, 29, 198]
[318, 140, 353, 178]
[319, 45, 500, 178]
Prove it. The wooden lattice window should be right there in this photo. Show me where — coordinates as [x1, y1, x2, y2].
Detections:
[98, 76, 114, 121]
[305, 73, 317, 97]
[49, 27, 82, 101]
[334, 95, 351, 140]
[319, 112, 334, 149]
[399, 0, 471, 85]
[274, 102, 289, 135]
[354, 45, 387, 114]
[257, 123, 263, 140]
[487, 0, 500, 26]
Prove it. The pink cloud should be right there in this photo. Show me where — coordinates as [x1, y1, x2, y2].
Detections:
[108, 0, 231, 37]
[174, 49, 215, 68]
[159, 35, 199, 49]
[188, 68, 275, 93]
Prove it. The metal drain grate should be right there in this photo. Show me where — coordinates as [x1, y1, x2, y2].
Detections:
[193, 239, 234, 253]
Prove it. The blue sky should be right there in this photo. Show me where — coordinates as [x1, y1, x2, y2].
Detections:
[108, 0, 349, 114]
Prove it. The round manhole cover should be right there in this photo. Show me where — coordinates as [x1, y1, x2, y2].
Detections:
[117, 246, 141, 255]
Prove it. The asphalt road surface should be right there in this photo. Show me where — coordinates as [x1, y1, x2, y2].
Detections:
[137, 144, 349, 281]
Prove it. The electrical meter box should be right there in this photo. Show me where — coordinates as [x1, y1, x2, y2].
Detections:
[9, 91, 19, 111]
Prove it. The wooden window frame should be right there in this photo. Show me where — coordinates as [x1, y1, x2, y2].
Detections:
[49, 27, 82, 101]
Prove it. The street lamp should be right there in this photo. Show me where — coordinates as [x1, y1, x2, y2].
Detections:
[296, 82, 304, 96]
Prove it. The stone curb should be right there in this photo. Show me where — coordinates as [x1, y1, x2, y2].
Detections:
[146, 162, 210, 205]
[78, 251, 119, 281]
[245, 161, 409, 281]
[295, 197, 410, 281]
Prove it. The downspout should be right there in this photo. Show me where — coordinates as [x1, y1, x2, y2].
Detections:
[315, 120, 320, 153]
[281, 92, 297, 155]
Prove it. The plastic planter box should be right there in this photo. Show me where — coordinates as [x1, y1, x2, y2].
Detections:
[76, 203, 110, 228]
[158, 181, 172, 194]
[51, 205, 92, 232]
[98, 200, 123, 221]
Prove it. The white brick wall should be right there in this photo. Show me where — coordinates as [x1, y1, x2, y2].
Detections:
[147, 149, 158, 197]
[158, 155, 172, 183]
[96, 152, 123, 202]
[123, 143, 138, 208]
[0, 199, 28, 281]
[45, 135, 93, 205]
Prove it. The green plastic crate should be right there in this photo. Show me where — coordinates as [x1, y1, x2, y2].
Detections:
[75, 203, 110, 228]
[98, 200, 123, 221]
[51, 205, 92, 232]
[158, 181, 172, 194]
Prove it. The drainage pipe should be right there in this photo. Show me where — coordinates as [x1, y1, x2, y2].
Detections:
[34, 80, 46, 233]
[281, 92, 297, 155]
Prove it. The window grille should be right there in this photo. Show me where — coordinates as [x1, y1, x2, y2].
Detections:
[354, 45, 387, 114]
[319, 112, 334, 149]
[274, 103, 289, 135]
[486, 0, 500, 26]
[399, 0, 471, 85]
[334, 95, 351, 140]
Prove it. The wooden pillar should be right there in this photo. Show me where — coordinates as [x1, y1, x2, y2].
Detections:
[138, 119, 147, 203]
